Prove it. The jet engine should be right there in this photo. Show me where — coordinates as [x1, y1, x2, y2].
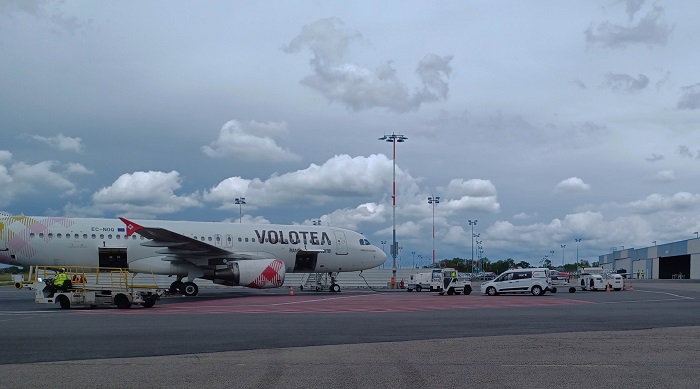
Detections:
[205, 259, 285, 289]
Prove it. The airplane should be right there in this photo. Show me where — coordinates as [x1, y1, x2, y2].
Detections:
[0, 212, 386, 296]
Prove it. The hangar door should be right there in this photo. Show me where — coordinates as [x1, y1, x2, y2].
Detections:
[658, 254, 690, 279]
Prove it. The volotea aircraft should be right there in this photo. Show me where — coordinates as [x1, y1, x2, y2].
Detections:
[0, 213, 386, 296]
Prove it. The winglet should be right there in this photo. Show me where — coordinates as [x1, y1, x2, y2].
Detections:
[119, 217, 143, 237]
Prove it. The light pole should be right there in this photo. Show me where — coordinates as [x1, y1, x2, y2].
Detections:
[234, 197, 246, 223]
[380, 240, 387, 268]
[428, 196, 440, 264]
[560, 244, 566, 268]
[411, 251, 416, 268]
[469, 220, 477, 271]
[379, 132, 407, 287]
[418, 254, 423, 268]
[475, 240, 482, 271]
[575, 238, 581, 272]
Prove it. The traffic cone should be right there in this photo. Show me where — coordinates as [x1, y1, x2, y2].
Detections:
[289, 286, 294, 296]
[629, 281, 634, 292]
[606, 283, 611, 292]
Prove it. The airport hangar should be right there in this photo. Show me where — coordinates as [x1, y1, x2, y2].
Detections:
[599, 237, 700, 280]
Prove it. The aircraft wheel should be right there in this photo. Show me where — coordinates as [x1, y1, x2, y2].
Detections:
[183, 282, 199, 297]
[169, 281, 183, 294]
[330, 283, 341, 293]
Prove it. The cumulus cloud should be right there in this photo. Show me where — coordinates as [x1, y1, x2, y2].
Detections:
[92, 171, 201, 215]
[649, 170, 675, 183]
[25, 133, 84, 152]
[0, 159, 78, 206]
[65, 162, 93, 175]
[604, 73, 649, 92]
[628, 192, 700, 214]
[204, 154, 397, 209]
[440, 178, 500, 214]
[283, 18, 453, 113]
[585, 4, 672, 48]
[202, 120, 301, 162]
[555, 177, 591, 193]
[677, 83, 700, 110]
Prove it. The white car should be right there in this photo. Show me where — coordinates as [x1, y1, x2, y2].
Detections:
[480, 268, 554, 296]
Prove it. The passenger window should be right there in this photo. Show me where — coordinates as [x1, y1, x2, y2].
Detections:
[57, 233, 62, 238]
[91, 234, 96, 239]
[245, 238, 249, 242]
[108, 234, 112, 239]
[39, 233, 44, 238]
[83, 234, 88, 239]
[74, 234, 78, 239]
[30, 233, 35, 238]
[48, 233, 53, 238]
[238, 237, 242, 242]
[208, 237, 212, 241]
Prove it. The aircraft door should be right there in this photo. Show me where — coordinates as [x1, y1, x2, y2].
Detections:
[0, 221, 6, 251]
[334, 231, 348, 255]
[98, 247, 128, 268]
[293, 251, 318, 272]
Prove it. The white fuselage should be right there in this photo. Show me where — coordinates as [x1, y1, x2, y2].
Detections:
[0, 215, 386, 277]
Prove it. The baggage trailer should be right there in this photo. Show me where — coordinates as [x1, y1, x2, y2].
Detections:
[17, 265, 164, 309]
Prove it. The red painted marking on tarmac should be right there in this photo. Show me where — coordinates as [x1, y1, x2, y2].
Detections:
[76, 293, 593, 315]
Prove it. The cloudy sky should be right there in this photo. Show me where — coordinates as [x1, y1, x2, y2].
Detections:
[1, 0, 699, 269]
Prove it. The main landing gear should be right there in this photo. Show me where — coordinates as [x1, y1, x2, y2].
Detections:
[169, 277, 199, 297]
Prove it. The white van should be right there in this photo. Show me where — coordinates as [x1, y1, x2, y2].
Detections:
[480, 268, 554, 296]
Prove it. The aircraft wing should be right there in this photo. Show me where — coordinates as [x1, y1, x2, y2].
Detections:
[119, 217, 241, 263]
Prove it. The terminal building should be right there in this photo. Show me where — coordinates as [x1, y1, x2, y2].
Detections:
[599, 237, 700, 280]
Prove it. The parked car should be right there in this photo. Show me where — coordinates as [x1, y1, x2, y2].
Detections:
[480, 268, 554, 296]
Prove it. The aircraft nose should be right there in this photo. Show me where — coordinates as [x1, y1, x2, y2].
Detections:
[373, 246, 387, 268]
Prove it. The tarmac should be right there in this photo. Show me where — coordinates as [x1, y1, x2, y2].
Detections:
[2, 279, 699, 388]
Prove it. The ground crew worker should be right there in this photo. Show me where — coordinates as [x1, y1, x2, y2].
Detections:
[53, 268, 69, 292]
[641, 270, 645, 279]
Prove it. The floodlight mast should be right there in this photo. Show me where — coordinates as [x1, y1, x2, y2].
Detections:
[378, 132, 407, 287]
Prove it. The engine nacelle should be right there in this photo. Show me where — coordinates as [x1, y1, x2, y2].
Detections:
[205, 259, 285, 289]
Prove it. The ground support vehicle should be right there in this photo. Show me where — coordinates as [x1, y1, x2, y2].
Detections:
[480, 268, 554, 296]
[16, 265, 164, 309]
[406, 272, 433, 292]
[299, 272, 342, 292]
[579, 267, 623, 291]
[430, 268, 472, 295]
